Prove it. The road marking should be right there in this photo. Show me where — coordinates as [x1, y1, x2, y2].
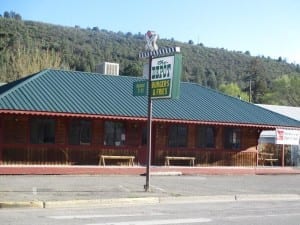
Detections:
[150, 185, 166, 193]
[48, 213, 164, 220]
[226, 212, 300, 220]
[86, 217, 212, 225]
[118, 185, 130, 192]
[32, 187, 37, 195]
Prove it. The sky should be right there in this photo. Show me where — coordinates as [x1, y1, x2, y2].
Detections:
[1, 0, 300, 64]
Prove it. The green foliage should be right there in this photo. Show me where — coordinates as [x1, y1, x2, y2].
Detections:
[3, 11, 22, 20]
[0, 16, 300, 106]
[245, 58, 268, 103]
[219, 83, 249, 102]
[262, 74, 300, 106]
[122, 63, 143, 77]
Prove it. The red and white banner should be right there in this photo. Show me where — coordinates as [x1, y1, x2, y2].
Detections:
[275, 129, 300, 145]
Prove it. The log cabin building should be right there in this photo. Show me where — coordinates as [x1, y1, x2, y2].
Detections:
[0, 69, 300, 167]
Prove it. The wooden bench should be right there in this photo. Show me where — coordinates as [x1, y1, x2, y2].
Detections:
[258, 152, 278, 166]
[99, 155, 135, 166]
[165, 156, 195, 167]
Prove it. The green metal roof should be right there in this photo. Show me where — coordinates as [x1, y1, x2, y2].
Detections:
[0, 69, 300, 128]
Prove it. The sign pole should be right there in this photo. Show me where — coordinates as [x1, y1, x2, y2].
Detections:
[145, 56, 152, 192]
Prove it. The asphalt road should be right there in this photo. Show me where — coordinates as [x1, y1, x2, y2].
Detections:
[1, 200, 300, 225]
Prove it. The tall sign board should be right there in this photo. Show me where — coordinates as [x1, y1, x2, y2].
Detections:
[134, 51, 182, 99]
[137, 30, 182, 192]
[150, 54, 182, 99]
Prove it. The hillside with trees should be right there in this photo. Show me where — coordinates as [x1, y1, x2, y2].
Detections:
[1, 12, 300, 106]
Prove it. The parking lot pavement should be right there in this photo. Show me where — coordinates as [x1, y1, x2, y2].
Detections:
[0, 174, 300, 208]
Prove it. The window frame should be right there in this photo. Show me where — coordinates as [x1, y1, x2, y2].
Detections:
[30, 118, 56, 144]
[168, 124, 188, 148]
[224, 127, 241, 150]
[196, 126, 215, 148]
[104, 121, 126, 146]
[68, 119, 92, 145]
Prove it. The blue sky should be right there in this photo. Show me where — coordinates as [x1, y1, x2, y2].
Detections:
[1, 0, 300, 64]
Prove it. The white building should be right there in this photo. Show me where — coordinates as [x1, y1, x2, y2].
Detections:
[257, 104, 300, 166]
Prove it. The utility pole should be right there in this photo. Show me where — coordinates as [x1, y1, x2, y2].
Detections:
[249, 77, 252, 103]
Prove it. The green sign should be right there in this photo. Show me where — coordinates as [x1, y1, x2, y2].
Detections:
[151, 79, 171, 97]
[133, 80, 147, 96]
[150, 53, 182, 99]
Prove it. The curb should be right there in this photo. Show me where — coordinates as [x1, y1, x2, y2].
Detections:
[1, 165, 300, 175]
[44, 197, 159, 208]
[0, 201, 44, 208]
[144, 171, 183, 176]
[1, 194, 299, 209]
[160, 194, 300, 204]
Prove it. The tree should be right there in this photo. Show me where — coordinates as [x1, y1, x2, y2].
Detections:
[219, 83, 249, 101]
[192, 66, 205, 85]
[0, 47, 68, 82]
[261, 74, 300, 106]
[122, 63, 142, 77]
[246, 58, 267, 103]
[14, 13, 22, 21]
[126, 32, 132, 38]
[2, 11, 22, 20]
[3, 11, 9, 18]
[296, 65, 300, 73]
[92, 26, 99, 32]
[287, 76, 300, 106]
[205, 69, 217, 89]
[245, 50, 251, 56]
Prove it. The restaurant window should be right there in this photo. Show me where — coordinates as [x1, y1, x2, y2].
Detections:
[224, 127, 241, 149]
[168, 124, 188, 147]
[30, 118, 55, 144]
[104, 121, 126, 146]
[197, 126, 215, 148]
[69, 120, 91, 145]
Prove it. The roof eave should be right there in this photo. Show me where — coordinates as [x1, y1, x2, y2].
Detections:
[2, 109, 297, 130]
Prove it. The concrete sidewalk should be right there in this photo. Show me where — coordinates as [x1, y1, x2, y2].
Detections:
[1, 165, 300, 175]
[1, 173, 300, 209]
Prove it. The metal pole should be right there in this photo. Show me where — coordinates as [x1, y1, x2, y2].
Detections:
[281, 144, 285, 167]
[145, 56, 152, 192]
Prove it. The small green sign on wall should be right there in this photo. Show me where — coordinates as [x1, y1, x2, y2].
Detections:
[133, 80, 147, 96]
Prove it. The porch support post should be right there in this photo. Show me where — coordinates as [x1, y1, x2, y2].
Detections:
[0, 148, 2, 163]
[281, 144, 285, 167]
[0, 117, 2, 163]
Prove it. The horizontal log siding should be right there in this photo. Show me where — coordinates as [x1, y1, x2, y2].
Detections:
[2, 146, 140, 165]
[3, 145, 256, 167]
[155, 149, 256, 167]
[1, 115, 259, 167]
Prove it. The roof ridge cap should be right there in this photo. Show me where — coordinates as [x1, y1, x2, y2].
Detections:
[0, 69, 50, 99]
